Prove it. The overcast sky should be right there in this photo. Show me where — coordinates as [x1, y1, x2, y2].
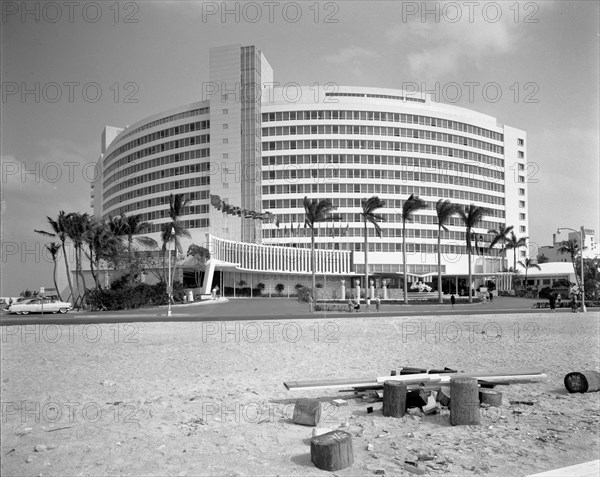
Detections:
[1, 0, 599, 296]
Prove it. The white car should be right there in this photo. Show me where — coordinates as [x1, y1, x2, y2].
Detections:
[8, 299, 72, 315]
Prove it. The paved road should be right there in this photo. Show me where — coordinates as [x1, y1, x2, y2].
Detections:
[2, 297, 594, 326]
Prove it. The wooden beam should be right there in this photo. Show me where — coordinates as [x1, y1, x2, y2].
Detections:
[284, 369, 546, 391]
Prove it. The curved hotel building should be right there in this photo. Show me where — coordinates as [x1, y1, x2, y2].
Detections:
[92, 44, 529, 297]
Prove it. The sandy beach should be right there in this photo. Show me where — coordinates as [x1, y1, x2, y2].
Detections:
[1, 309, 599, 476]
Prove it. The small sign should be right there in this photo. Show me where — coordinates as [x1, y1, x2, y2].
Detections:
[40, 287, 45, 294]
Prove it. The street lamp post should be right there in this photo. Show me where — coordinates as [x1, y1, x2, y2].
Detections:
[557, 226, 586, 313]
[167, 226, 175, 317]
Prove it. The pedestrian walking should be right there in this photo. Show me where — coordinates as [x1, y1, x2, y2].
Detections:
[308, 295, 314, 313]
[489, 290, 494, 302]
[365, 297, 371, 312]
[556, 293, 562, 308]
[450, 294, 456, 308]
[375, 296, 381, 312]
[549, 293, 556, 312]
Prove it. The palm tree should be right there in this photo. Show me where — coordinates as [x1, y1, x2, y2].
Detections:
[435, 199, 459, 303]
[360, 196, 386, 298]
[505, 232, 528, 270]
[399, 194, 427, 304]
[83, 219, 120, 289]
[187, 244, 210, 287]
[458, 204, 488, 303]
[558, 239, 583, 288]
[64, 212, 91, 303]
[488, 225, 514, 270]
[118, 213, 157, 264]
[303, 196, 336, 301]
[166, 193, 191, 292]
[44, 242, 63, 301]
[35, 211, 75, 302]
[518, 258, 541, 290]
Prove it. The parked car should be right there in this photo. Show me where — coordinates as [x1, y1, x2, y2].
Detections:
[7, 299, 72, 315]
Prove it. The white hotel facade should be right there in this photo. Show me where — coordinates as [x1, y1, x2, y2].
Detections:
[92, 44, 530, 297]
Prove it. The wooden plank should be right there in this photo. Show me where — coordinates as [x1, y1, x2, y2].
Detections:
[379, 374, 546, 385]
[284, 378, 377, 390]
[284, 370, 546, 391]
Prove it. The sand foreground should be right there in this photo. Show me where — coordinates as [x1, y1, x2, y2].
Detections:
[1, 311, 599, 476]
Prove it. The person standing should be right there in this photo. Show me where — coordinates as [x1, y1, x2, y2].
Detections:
[549, 293, 556, 313]
[375, 295, 381, 312]
[570, 296, 578, 313]
[450, 294, 456, 308]
[365, 296, 371, 312]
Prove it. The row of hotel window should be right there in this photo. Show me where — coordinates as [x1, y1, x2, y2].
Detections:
[130, 204, 210, 222]
[261, 170, 504, 194]
[258, 240, 503, 256]
[263, 140, 503, 167]
[261, 110, 504, 142]
[104, 149, 210, 187]
[104, 162, 211, 198]
[263, 162, 503, 182]
[106, 121, 210, 164]
[103, 177, 210, 209]
[104, 162, 505, 204]
[262, 185, 507, 207]
[324, 92, 425, 103]
[262, 153, 505, 169]
[261, 126, 504, 155]
[146, 218, 210, 234]
[263, 227, 502, 244]
[113, 108, 209, 146]
[104, 134, 210, 170]
[106, 190, 210, 218]
[263, 215, 504, 232]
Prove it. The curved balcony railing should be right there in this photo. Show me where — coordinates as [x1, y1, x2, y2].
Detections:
[207, 234, 353, 274]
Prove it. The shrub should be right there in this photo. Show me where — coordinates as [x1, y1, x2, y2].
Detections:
[296, 286, 312, 302]
[538, 287, 553, 299]
[86, 281, 168, 311]
[275, 283, 285, 295]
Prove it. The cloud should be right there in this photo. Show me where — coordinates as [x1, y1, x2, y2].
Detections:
[323, 47, 378, 66]
[387, 2, 521, 80]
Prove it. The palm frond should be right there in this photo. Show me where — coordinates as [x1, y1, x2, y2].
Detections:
[135, 236, 158, 248]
